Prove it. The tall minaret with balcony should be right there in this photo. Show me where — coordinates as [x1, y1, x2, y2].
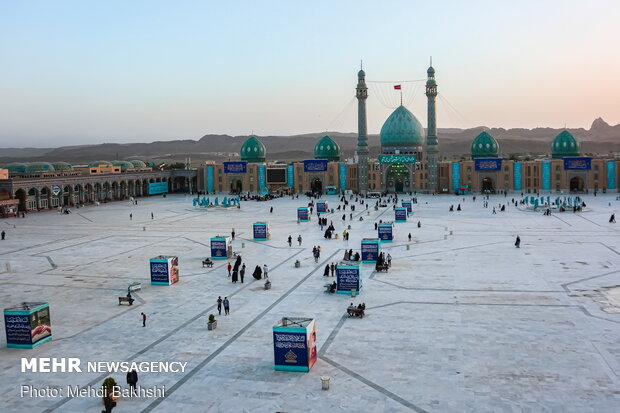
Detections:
[425, 59, 439, 193]
[356, 66, 369, 195]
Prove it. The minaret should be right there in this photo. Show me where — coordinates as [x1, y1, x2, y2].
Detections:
[425, 58, 439, 193]
[356, 65, 369, 195]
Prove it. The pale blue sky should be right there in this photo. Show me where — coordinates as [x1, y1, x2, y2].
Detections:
[1, 0, 619, 146]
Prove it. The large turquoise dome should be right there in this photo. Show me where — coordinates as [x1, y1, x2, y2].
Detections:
[111, 160, 135, 171]
[380, 106, 425, 151]
[25, 162, 55, 172]
[4, 163, 28, 173]
[240, 136, 266, 163]
[129, 159, 147, 168]
[551, 130, 580, 158]
[51, 161, 73, 171]
[471, 131, 499, 158]
[314, 135, 340, 161]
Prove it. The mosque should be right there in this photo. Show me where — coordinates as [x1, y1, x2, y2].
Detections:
[1, 64, 618, 216]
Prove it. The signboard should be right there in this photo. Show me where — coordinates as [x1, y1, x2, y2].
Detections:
[474, 158, 502, 171]
[150, 256, 179, 285]
[402, 200, 412, 213]
[206, 166, 214, 193]
[303, 160, 328, 172]
[336, 265, 361, 294]
[51, 185, 61, 196]
[297, 207, 309, 222]
[361, 239, 380, 263]
[542, 161, 551, 190]
[317, 201, 327, 213]
[272, 318, 316, 372]
[287, 165, 294, 187]
[378, 224, 393, 242]
[223, 161, 247, 174]
[563, 157, 591, 170]
[210, 237, 229, 260]
[339, 163, 347, 190]
[395, 207, 407, 222]
[148, 182, 168, 195]
[253, 222, 268, 240]
[378, 154, 417, 164]
[513, 162, 522, 191]
[451, 162, 460, 191]
[607, 161, 616, 189]
[4, 303, 52, 349]
[257, 164, 267, 194]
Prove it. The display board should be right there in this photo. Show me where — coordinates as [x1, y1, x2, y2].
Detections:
[361, 238, 380, 263]
[148, 182, 169, 195]
[297, 207, 309, 222]
[336, 264, 361, 294]
[474, 158, 502, 171]
[317, 201, 327, 213]
[4, 302, 51, 349]
[150, 256, 179, 285]
[395, 207, 407, 222]
[210, 236, 230, 260]
[401, 200, 412, 213]
[273, 318, 317, 372]
[253, 222, 269, 240]
[303, 160, 328, 172]
[563, 157, 592, 170]
[378, 223, 393, 242]
[223, 161, 247, 173]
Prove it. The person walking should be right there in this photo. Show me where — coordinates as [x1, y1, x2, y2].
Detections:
[217, 296, 223, 315]
[610, 213, 616, 223]
[515, 235, 521, 248]
[223, 297, 230, 315]
[297, 235, 302, 246]
[129, 213, 132, 220]
[270, 206, 273, 213]
[330, 262, 335, 276]
[492, 207, 497, 214]
[231, 229, 235, 240]
[227, 262, 232, 277]
[232, 268, 238, 283]
[263, 264, 269, 278]
[1, 230, 5, 240]
[126, 369, 138, 393]
[151, 212, 154, 219]
[408, 233, 412, 242]
[102, 392, 116, 413]
[387, 253, 392, 267]
[240, 264, 246, 283]
[141, 312, 146, 327]
[323, 264, 330, 276]
[287, 235, 292, 247]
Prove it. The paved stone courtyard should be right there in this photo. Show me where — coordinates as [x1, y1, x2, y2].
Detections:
[1, 193, 619, 412]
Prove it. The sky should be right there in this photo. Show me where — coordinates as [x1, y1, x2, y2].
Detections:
[1, 0, 619, 147]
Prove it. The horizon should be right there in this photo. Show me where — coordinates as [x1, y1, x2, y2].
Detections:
[1, 1, 619, 147]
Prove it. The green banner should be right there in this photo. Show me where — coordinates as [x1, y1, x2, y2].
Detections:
[378, 154, 417, 164]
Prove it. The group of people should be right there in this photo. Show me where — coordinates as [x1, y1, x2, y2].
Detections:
[216, 296, 231, 315]
[323, 262, 336, 276]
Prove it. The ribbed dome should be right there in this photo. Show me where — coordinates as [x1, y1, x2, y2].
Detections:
[240, 136, 266, 163]
[4, 163, 28, 173]
[314, 135, 341, 161]
[51, 161, 73, 171]
[88, 160, 112, 167]
[129, 159, 147, 168]
[380, 105, 426, 150]
[111, 160, 134, 171]
[25, 162, 55, 172]
[427, 66, 435, 76]
[551, 130, 580, 158]
[471, 132, 499, 158]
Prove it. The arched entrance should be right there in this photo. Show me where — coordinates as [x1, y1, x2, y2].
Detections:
[310, 178, 323, 195]
[570, 176, 584, 192]
[230, 179, 242, 194]
[15, 189, 26, 211]
[481, 177, 494, 193]
[386, 163, 409, 193]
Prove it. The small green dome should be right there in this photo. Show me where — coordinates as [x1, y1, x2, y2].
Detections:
[471, 131, 499, 158]
[551, 130, 580, 158]
[314, 135, 340, 161]
[4, 163, 28, 173]
[25, 162, 55, 172]
[240, 136, 266, 163]
[111, 160, 134, 171]
[129, 159, 147, 168]
[51, 162, 73, 171]
[380, 105, 426, 150]
[88, 160, 112, 167]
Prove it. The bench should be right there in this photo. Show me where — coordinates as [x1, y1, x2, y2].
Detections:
[375, 264, 389, 272]
[118, 297, 135, 306]
[347, 308, 364, 318]
[202, 259, 213, 268]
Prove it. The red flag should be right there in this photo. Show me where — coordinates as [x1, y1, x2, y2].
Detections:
[394, 85, 401, 90]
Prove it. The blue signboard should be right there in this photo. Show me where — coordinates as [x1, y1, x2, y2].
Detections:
[303, 160, 328, 172]
[402, 201, 412, 213]
[223, 161, 248, 173]
[206, 166, 214, 193]
[514, 162, 522, 191]
[317, 201, 327, 213]
[607, 161, 616, 189]
[451, 162, 461, 191]
[4, 303, 52, 349]
[253, 223, 268, 240]
[339, 163, 347, 190]
[4, 313, 31, 346]
[336, 266, 361, 294]
[542, 161, 551, 190]
[148, 182, 168, 195]
[378, 224, 393, 242]
[273, 331, 308, 371]
[257, 164, 267, 194]
[474, 158, 502, 171]
[287, 165, 294, 188]
[150, 259, 170, 284]
[395, 207, 407, 222]
[378, 154, 417, 164]
[297, 208, 309, 222]
[210, 238, 228, 260]
[361, 239, 380, 263]
[564, 157, 591, 170]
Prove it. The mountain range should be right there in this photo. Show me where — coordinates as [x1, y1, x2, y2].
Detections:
[1, 118, 619, 165]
